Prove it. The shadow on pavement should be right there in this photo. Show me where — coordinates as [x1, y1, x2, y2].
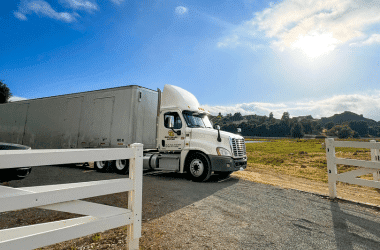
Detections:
[140, 170, 239, 220]
[330, 201, 380, 250]
[1, 164, 239, 227]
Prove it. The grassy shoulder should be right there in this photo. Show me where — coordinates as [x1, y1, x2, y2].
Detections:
[238, 138, 380, 207]
[245, 138, 374, 184]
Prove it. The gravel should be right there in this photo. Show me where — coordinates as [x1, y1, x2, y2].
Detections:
[1, 165, 380, 249]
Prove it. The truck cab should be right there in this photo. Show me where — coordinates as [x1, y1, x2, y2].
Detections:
[149, 85, 247, 181]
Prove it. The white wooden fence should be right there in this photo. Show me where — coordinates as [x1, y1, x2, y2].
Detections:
[325, 138, 380, 199]
[0, 143, 143, 250]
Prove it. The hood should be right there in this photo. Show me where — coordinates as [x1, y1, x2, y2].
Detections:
[190, 128, 243, 141]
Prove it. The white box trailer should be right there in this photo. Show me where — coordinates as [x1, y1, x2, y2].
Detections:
[0, 85, 157, 150]
[0, 84, 247, 182]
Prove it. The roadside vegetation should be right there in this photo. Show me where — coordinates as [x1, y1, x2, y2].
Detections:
[211, 111, 380, 138]
[245, 138, 374, 184]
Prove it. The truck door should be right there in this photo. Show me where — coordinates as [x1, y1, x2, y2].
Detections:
[160, 111, 185, 151]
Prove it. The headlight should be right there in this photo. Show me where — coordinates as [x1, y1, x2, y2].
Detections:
[216, 147, 231, 156]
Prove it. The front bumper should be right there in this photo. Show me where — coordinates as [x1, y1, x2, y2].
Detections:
[209, 155, 247, 172]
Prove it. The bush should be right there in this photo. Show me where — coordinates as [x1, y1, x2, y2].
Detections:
[291, 122, 304, 138]
[327, 125, 356, 138]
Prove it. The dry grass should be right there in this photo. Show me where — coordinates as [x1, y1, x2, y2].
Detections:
[245, 138, 376, 185]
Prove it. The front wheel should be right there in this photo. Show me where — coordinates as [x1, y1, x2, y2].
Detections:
[112, 159, 129, 175]
[186, 153, 212, 182]
[94, 161, 112, 172]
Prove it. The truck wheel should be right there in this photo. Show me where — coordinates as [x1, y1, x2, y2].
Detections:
[94, 161, 112, 172]
[14, 168, 32, 180]
[186, 153, 212, 182]
[112, 159, 129, 175]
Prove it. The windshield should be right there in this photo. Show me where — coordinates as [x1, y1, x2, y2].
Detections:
[182, 111, 213, 128]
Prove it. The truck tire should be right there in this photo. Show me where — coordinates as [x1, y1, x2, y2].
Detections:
[94, 161, 112, 172]
[0, 143, 32, 182]
[112, 159, 129, 175]
[186, 152, 212, 182]
[13, 168, 32, 180]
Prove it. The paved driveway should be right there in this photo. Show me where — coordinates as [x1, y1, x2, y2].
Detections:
[2, 165, 380, 249]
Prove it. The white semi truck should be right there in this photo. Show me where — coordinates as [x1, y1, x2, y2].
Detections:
[0, 85, 247, 181]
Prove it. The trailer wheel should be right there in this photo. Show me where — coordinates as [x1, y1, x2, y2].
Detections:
[14, 168, 32, 180]
[186, 152, 212, 182]
[112, 159, 129, 175]
[94, 161, 112, 172]
[0, 168, 32, 182]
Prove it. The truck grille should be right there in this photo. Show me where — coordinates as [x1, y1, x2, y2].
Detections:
[231, 138, 246, 158]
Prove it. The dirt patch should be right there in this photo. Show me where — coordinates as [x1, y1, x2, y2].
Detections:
[232, 169, 380, 207]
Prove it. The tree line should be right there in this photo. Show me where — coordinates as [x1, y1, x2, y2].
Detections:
[212, 112, 380, 139]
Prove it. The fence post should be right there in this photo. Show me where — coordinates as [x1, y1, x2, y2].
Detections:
[370, 140, 380, 182]
[127, 143, 143, 250]
[326, 138, 337, 198]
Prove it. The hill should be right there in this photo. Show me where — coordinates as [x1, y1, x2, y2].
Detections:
[319, 111, 378, 126]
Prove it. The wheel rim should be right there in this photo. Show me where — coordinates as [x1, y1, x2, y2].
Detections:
[16, 169, 30, 178]
[190, 159, 204, 177]
[96, 161, 106, 169]
[115, 159, 127, 171]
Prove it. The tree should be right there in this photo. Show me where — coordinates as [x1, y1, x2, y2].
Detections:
[349, 121, 369, 136]
[232, 112, 243, 121]
[300, 119, 312, 134]
[0, 80, 12, 103]
[291, 122, 304, 138]
[281, 112, 290, 124]
[268, 122, 283, 137]
[259, 115, 267, 124]
[326, 125, 355, 139]
[278, 121, 289, 136]
[311, 121, 322, 134]
[338, 126, 352, 139]
[268, 112, 275, 123]
[325, 122, 335, 130]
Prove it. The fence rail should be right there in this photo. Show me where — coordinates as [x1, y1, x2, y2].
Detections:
[325, 138, 380, 199]
[0, 143, 143, 250]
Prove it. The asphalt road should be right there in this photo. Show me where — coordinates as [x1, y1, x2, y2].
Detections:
[2, 164, 380, 249]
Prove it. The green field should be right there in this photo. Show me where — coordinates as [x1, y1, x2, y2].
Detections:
[245, 138, 373, 183]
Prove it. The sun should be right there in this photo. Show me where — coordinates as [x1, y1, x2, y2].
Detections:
[292, 32, 339, 58]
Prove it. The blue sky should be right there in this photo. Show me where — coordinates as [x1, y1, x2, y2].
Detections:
[2, 0, 380, 121]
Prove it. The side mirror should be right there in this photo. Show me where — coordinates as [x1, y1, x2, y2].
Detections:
[216, 125, 221, 142]
[237, 128, 241, 133]
[166, 116, 175, 128]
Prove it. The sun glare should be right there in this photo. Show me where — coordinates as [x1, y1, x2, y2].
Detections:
[292, 32, 339, 58]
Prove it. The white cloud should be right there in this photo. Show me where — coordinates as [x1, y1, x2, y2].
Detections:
[219, 0, 380, 53]
[9, 96, 28, 102]
[15, 0, 77, 23]
[175, 6, 188, 15]
[201, 92, 380, 121]
[61, 0, 98, 11]
[350, 34, 380, 46]
[14, 11, 27, 20]
[108, 0, 124, 5]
